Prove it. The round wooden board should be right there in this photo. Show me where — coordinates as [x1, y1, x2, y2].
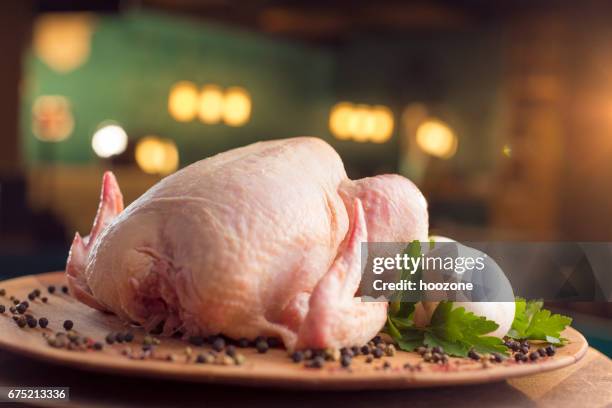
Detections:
[0, 272, 589, 390]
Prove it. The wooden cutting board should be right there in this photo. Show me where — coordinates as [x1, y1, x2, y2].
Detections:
[0, 271, 589, 390]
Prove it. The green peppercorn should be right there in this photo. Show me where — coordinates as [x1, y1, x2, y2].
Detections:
[38, 318, 49, 329]
[63, 320, 74, 331]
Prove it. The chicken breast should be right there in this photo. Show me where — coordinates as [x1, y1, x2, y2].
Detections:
[67, 137, 428, 350]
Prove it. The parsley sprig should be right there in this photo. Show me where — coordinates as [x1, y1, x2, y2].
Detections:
[507, 298, 572, 344]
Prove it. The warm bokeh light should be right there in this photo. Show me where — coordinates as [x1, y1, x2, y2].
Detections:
[503, 144, 512, 158]
[329, 102, 394, 143]
[91, 124, 128, 158]
[168, 81, 198, 122]
[329, 102, 353, 140]
[198, 85, 224, 124]
[33, 13, 94, 73]
[415, 119, 458, 159]
[135, 136, 179, 175]
[223, 87, 252, 126]
[31, 95, 74, 142]
[370, 105, 394, 143]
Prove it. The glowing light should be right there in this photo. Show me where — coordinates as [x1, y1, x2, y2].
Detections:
[198, 85, 224, 124]
[329, 102, 353, 140]
[370, 106, 394, 143]
[223, 87, 251, 126]
[91, 124, 128, 158]
[135, 136, 179, 176]
[415, 119, 457, 159]
[329, 102, 394, 143]
[168, 81, 198, 122]
[503, 144, 512, 158]
[33, 13, 94, 73]
[32, 95, 74, 142]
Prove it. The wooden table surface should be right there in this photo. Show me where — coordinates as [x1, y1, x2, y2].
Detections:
[0, 347, 610, 408]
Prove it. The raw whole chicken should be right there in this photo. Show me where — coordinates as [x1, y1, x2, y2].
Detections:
[67, 137, 428, 350]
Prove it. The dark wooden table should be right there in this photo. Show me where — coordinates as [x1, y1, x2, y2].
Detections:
[0, 347, 610, 408]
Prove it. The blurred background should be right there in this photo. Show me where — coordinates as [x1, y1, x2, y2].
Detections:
[0, 0, 611, 355]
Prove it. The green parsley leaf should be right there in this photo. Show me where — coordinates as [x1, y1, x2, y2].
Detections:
[508, 298, 572, 343]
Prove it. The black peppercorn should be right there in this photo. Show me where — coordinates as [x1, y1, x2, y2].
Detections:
[61, 286, 69, 294]
[124, 332, 134, 343]
[115, 332, 125, 343]
[515, 352, 527, 362]
[16, 303, 27, 314]
[383, 361, 391, 369]
[237, 337, 250, 348]
[361, 345, 371, 355]
[26, 316, 37, 328]
[0, 305, 5, 314]
[468, 349, 481, 361]
[41, 297, 48, 303]
[93, 342, 103, 350]
[196, 354, 206, 364]
[0, 288, 5, 296]
[340, 354, 352, 367]
[529, 352, 539, 361]
[545, 345, 556, 356]
[34, 289, 41, 297]
[63, 320, 74, 331]
[16, 316, 27, 328]
[291, 351, 304, 363]
[372, 335, 383, 345]
[373, 348, 384, 358]
[9, 306, 16, 314]
[38, 318, 49, 329]
[28, 293, 36, 301]
[105, 333, 115, 344]
[255, 339, 269, 354]
[225, 345, 237, 357]
[351, 346, 360, 356]
[12, 299, 19, 305]
[309, 356, 324, 368]
[267, 337, 281, 348]
[537, 348, 547, 357]
[212, 337, 226, 352]
[48, 286, 56, 294]
[432, 346, 444, 354]
[490, 353, 504, 363]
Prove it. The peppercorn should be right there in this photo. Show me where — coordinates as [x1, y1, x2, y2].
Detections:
[28, 293, 36, 301]
[361, 345, 371, 355]
[0, 288, 5, 296]
[38, 318, 49, 329]
[41, 297, 48, 303]
[21, 301, 29, 308]
[48, 286, 56, 294]
[340, 354, 352, 368]
[416, 346, 428, 355]
[9, 306, 16, 314]
[309, 356, 324, 368]
[384, 344, 396, 356]
[61, 286, 69, 294]
[515, 352, 527, 362]
[234, 353, 246, 365]
[468, 349, 481, 361]
[366, 356, 374, 363]
[0, 305, 5, 314]
[33, 289, 41, 297]
[520, 345, 529, 355]
[341, 347, 354, 358]
[16, 303, 27, 314]
[16, 316, 27, 328]
[373, 348, 384, 359]
[142, 344, 153, 352]
[212, 337, 226, 352]
[432, 353, 441, 363]
[432, 346, 444, 354]
[196, 354, 206, 364]
[529, 351, 539, 361]
[372, 335, 383, 345]
[237, 337, 250, 348]
[255, 339, 269, 354]
[382, 361, 391, 370]
[105, 333, 115, 344]
[537, 348, 547, 357]
[12, 299, 19, 305]
[490, 353, 504, 363]
[545, 345, 556, 356]
[12, 316, 18, 321]
[26, 316, 37, 328]
[223, 345, 236, 357]
[351, 346, 360, 356]
[303, 349, 313, 360]
[63, 320, 74, 331]
[423, 351, 433, 362]
[124, 332, 134, 343]
[115, 332, 125, 343]
[93, 342, 103, 350]
[291, 351, 304, 363]
[189, 336, 205, 346]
